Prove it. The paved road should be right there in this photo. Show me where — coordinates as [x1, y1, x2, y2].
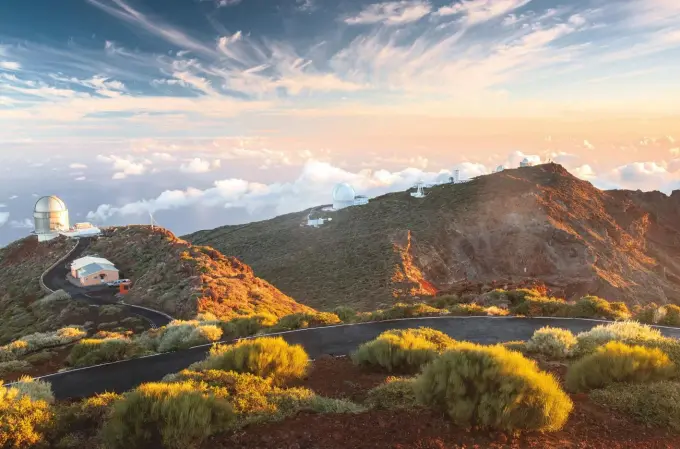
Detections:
[40, 316, 680, 400]
[42, 237, 172, 328]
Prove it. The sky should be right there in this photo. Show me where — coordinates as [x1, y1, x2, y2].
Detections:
[1, 0, 679, 245]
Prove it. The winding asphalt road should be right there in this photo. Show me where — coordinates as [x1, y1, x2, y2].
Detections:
[39, 316, 680, 400]
[43, 237, 172, 328]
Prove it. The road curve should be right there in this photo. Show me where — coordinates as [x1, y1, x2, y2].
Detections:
[40, 316, 680, 400]
[42, 237, 172, 328]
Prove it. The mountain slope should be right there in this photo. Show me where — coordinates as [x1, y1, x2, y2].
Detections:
[86, 226, 313, 320]
[185, 163, 680, 310]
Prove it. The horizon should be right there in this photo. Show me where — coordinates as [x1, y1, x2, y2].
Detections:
[1, 0, 679, 245]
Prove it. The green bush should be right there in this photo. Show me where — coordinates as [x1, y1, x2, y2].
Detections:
[415, 342, 573, 432]
[12, 376, 55, 404]
[567, 296, 630, 320]
[195, 337, 309, 384]
[366, 377, 418, 410]
[221, 313, 278, 338]
[332, 306, 357, 323]
[565, 341, 675, 392]
[448, 303, 488, 316]
[591, 381, 680, 431]
[574, 321, 664, 356]
[102, 381, 234, 449]
[433, 294, 462, 308]
[0, 327, 86, 361]
[378, 303, 446, 320]
[156, 321, 224, 353]
[51, 392, 121, 448]
[67, 338, 145, 368]
[662, 305, 680, 327]
[351, 328, 457, 373]
[0, 380, 54, 449]
[510, 295, 567, 317]
[0, 360, 32, 377]
[269, 312, 341, 332]
[526, 326, 577, 358]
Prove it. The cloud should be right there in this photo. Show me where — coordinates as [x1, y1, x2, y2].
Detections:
[97, 154, 150, 179]
[153, 152, 177, 161]
[436, 0, 532, 25]
[505, 151, 541, 167]
[8, 195, 18, 200]
[69, 163, 88, 169]
[344, 1, 432, 26]
[75, 176, 87, 181]
[672, 148, 680, 156]
[217, 0, 242, 6]
[9, 218, 34, 229]
[0, 212, 8, 227]
[296, 0, 315, 11]
[179, 158, 222, 173]
[583, 140, 595, 150]
[86, 159, 487, 223]
[0, 61, 21, 71]
[573, 164, 596, 180]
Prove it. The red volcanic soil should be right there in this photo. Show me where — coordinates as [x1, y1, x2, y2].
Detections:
[208, 356, 680, 449]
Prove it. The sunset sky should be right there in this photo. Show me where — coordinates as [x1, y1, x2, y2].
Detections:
[1, 0, 679, 245]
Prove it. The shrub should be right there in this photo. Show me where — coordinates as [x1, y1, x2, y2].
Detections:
[0, 360, 32, 377]
[0, 327, 86, 360]
[12, 376, 55, 404]
[662, 305, 680, 327]
[433, 294, 462, 308]
[195, 337, 309, 384]
[574, 321, 664, 356]
[269, 312, 341, 332]
[591, 381, 680, 431]
[526, 326, 577, 358]
[568, 296, 630, 320]
[351, 328, 457, 373]
[332, 306, 357, 322]
[415, 343, 572, 432]
[306, 395, 366, 414]
[156, 321, 223, 353]
[51, 392, 121, 448]
[366, 377, 418, 410]
[102, 381, 234, 449]
[0, 381, 54, 449]
[448, 303, 488, 316]
[565, 341, 675, 392]
[502, 341, 528, 353]
[510, 295, 567, 317]
[221, 313, 278, 338]
[67, 338, 145, 368]
[378, 303, 446, 320]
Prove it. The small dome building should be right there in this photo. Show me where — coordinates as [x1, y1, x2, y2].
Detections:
[332, 183, 357, 210]
[34, 195, 70, 242]
[520, 158, 534, 168]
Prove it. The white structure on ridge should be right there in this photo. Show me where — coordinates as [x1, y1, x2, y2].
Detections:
[34, 196, 70, 242]
[520, 158, 534, 168]
[495, 165, 505, 173]
[61, 222, 102, 239]
[332, 183, 368, 210]
[411, 181, 426, 198]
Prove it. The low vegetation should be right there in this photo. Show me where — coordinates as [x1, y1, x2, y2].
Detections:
[102, 381, 234, 449]
[591, 381, 680, 431]
[365, 377, 419, 410]
[415, 342, 573, 432]
[268, 312, 341, 332]
[0, 377, 55, 449]
[351, 328, 457, 373]
[0, 327, 86, 362]
[634, 303, 680, 327]
[508, 291, 631, 320]
[67, 335, 147, 368]
[526, 326, 577, 359]
[191, 337, 309, 384]
[573, 321, 666, 355]
[565, 341, 675, 392]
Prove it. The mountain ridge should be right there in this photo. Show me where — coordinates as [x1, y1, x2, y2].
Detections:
[185, 163, 680, 310]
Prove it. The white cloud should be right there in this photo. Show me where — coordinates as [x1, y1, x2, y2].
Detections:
[344, 1, 432, 26]
[97, 154, 150, 179]
[179, 158, 222, 173]
[583, 139, 595, 150]
[296, 0, 315, 11]
[69, 163, 88, 169]
[75, 176, 87, 181]
[0, 61, 21, 71]
[573, 164, 596, 180]
[9, 218, 34, 229]
[8, 195, 18, 200]
[86, 159, 488, 223]
[671, 148, 680, 156]
[505, 151, 541, 167]
[217, 0, 242, 6]
[436, 0, 532, 25]
[153, 152, 177, 161]
[0, 212, 8, 227]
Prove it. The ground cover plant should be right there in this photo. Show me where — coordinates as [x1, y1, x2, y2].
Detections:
[565, 341, 675, 392]
[415, 342, 573, 432]
[526, 326, 577, 358]
[351, 328, 457, 373]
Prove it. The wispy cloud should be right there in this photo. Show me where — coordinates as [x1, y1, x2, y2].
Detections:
[344, 1, 432, 26]
[69, 163, 88, 169]
[436, 0, 532, 25]
[9, 218, 34, 229]
[179, 158, 222, 173]
[0, 212, 9, 228]
[0, 61, 21, 71]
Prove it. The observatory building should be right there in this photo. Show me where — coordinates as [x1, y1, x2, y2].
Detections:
[520, 158, 534, 168]
[332, 183, 369, 210]
[34, 196, 70, 242]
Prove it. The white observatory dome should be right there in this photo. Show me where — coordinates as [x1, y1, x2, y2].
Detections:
[34, 195, 70, 242]
[332, 183, 356, 210]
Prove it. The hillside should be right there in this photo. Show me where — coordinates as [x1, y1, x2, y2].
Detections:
[85, 226, 313, 320]
[0, 237, 84, 344]
[185, 163, 680, 311]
